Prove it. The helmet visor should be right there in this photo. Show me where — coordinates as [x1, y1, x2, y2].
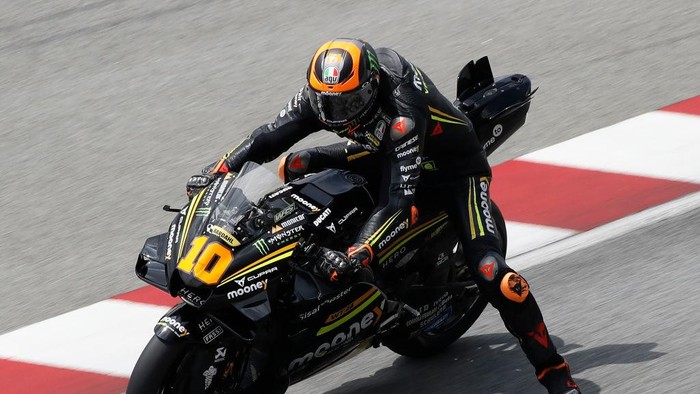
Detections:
[309, 80, 377, 126]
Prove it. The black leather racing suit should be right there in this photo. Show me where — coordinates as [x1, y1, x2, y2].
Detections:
[207, 48, 568, 382]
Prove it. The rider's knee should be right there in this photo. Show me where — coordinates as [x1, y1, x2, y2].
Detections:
[475, 252, 530, 304]
[475, 252, 505, 282]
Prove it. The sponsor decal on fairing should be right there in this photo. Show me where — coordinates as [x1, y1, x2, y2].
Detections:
[274, 203, 296, 222]
[203, 326, 224, 344]
[288, 310, 379, 371]
[226, 279, 268, 300]
[158, 316, 189, 337]
[291, 193, 320, 212]
[313, 208, 332, 227]
[337, 207, 359, 225]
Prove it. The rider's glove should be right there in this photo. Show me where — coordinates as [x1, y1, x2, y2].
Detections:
[347, 244, 373, 268]
[186, 173, 216, 199]
[316, 248, 360, 282]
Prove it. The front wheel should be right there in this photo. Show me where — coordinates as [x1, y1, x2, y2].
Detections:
[127, 336, 280, 394]
[126, 336, 187, 394]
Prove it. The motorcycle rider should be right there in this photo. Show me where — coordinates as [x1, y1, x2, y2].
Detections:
[187, 38, 580, 393]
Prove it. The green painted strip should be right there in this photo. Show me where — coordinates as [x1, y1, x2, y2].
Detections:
[316, 291, 381, 336]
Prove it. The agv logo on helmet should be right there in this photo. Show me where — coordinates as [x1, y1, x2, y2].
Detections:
[323, 66, 340, 84]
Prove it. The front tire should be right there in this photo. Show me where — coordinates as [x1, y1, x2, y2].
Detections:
[126, 336, 187, 394]
[127, 336, 286, 394]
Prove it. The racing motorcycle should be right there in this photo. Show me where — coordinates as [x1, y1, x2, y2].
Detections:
[127, 57, 535, 393]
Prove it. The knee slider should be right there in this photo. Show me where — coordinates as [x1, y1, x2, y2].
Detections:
[500, 271, 530, 303]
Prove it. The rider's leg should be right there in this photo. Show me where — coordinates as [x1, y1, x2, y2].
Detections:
[442, 176, 579, 394]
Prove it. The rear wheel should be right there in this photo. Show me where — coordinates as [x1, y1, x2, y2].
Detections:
[384, 293, 487, 358]
[383, 202, 508, 358]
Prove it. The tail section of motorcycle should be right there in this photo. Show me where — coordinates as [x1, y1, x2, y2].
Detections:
[454, 56, 535, 157]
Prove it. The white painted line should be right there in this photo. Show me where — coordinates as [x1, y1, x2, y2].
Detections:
[521, 111, 700, 184]
[0, 299, 169, 377]
[509, 191, 700, 271]
[504, 221, 578, 259]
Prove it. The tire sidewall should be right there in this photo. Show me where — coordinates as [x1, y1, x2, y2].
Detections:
[126, 336, 188, 394]
[384, 295, 487, 358]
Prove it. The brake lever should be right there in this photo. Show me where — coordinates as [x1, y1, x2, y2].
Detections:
[162, 205, 182, 213]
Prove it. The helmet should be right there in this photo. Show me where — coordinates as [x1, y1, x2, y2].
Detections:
[307, 39, 381, 127]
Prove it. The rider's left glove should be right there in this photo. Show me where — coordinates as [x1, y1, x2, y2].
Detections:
[347, 244, 373, 268]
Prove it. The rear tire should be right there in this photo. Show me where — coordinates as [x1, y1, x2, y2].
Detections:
[384, 295, 487, 358]
[384, 201, 508, 358]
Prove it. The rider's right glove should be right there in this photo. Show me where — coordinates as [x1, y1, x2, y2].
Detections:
[186, 173, 216, 199]
[316, 247, 361, 282]
[186, 158, 233, 199]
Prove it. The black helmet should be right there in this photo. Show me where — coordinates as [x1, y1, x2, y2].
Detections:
[307, 38, 380, 127]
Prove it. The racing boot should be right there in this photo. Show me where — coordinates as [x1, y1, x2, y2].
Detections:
[537, 361, 580, 394]
[490, 270, 579, 393]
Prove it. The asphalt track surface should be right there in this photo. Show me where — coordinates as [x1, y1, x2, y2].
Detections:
[0, 0, 698, 392]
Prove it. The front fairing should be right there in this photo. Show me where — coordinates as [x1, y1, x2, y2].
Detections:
[136, 162, 286, 300]
[137, 162, 377, 317]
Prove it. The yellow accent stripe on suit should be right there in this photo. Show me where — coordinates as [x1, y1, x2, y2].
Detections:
[430, 114, 468, 126]
[428, 106, 466, 122]
[346, 150, 371, 162]
[366, 211, 402, 246]
[378, 213, 449, 261]
[467, 179, 477, 240]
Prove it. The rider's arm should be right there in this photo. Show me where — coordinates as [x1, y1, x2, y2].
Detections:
[348, 85, 427, 265]
[207, 87, 322, 173]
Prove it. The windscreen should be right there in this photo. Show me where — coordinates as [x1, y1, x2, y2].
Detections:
[206, 162, 283, 233]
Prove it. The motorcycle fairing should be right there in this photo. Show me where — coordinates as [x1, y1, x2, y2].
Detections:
[454, 57, 534, 156]
[136, 233, 171, 292]
[154, 303, 254, 345]
[285, 282, 387, 382]
[376, 212, 450, 270]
